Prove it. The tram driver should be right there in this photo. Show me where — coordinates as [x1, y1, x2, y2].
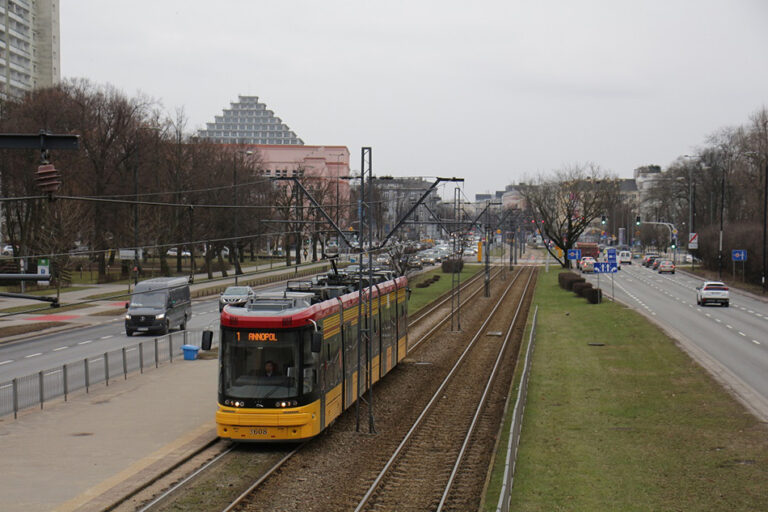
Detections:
[264, 360, 278, 377]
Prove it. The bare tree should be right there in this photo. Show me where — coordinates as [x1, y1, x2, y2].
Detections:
[519, 163, 620, 268]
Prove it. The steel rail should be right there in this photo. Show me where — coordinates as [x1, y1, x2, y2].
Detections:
[408, 266, 494, 326]
[136, 443, 234, 512]
[353, 267, 527, 512]
[408, 267, 507, 353]
[437, 268, 534, 511]
[220, 445, 303, 512]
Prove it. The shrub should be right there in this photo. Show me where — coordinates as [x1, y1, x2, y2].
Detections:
[577, 282, 593, 297]
[572, 282, 592, 296]
[558, 271, 580, 289]
[565, 277, 585, 291]
[586, 287, 603, 304]
[441, 259, 464, 273]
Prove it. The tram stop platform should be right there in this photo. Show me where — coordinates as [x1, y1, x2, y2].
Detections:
[0, 355, 218, 512]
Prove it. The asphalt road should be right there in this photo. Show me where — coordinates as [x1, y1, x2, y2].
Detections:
[0, 296, 224, 382]
[583, 262, 768, 418]
[0, 264, 436, 384]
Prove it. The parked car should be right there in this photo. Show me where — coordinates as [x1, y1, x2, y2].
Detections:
[579, 256, 596, 273]
[696, 281, 730, 307]
[2, 244, 16, 255]
[658, 260, 675, 274]
[652, 258, 663, 270]
[219, 286, 255, 312]
[166, 248, 191, 257]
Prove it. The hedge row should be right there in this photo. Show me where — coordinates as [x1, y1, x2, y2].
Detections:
[559, 271, 602, 304]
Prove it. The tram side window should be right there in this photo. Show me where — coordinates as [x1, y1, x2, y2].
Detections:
[303, 330, 319, 394]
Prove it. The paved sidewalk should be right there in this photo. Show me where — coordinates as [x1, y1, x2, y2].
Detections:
[0, 355, 218, 512]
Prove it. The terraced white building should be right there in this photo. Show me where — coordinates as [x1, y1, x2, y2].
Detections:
[0, 0, 60, 98]
[197, 95, 304, 145]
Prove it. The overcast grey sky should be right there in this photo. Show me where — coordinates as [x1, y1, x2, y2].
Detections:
[61, 0, 768, 198]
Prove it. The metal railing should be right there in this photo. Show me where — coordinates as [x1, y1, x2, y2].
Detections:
[496, 305, 538, 512]
[0, 328, 220, 419]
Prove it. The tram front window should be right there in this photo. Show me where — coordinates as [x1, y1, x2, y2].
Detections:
[221, 330, 300, 400]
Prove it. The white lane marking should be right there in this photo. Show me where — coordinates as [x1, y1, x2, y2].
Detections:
[753, 340, 761, 345]
[100, 335, 113, 340]
[757, 313, 763, 317]
[53, 346, 68, 351]
[25, 352, 42, 358]
[78, 340, 93, 345]
[738, 332, 746, 337]
[715, 318, 721, 323]
[748, 310, 754, 314]
[0, 360, 13, 366]
[725, 324, 732, 329]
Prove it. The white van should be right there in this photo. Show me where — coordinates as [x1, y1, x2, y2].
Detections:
[619, 251, 632, 265]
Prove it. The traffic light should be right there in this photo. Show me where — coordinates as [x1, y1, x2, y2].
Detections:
[601, 215, 606, 225]
[671, 237, 677, 250]
[635, 216, 641, 226]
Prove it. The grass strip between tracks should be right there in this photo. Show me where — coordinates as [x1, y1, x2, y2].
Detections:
[484, 268, 768, 511]
[407, 264, 482, 315]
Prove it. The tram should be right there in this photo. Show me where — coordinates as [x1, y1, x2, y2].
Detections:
[216, 267, 408, 441]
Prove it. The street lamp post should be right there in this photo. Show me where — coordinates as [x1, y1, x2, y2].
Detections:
[763, 159, 767, 293]
[719, 165, 725, 279]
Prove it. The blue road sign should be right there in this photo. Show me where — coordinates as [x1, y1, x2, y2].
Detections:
[594, 262, 618, 273]
[567, 249, 582, 260]
[732, 249, 747, 262]
[606, 248, 617, 262]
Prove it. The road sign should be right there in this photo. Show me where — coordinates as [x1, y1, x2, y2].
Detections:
[688, 232, 698, 249]
[37, 258, 50, 285]
[606, 248, 617, 263]
[594, 262, 618, 273]
[732, 249, 747, 262]
[567, 249, 582, 260]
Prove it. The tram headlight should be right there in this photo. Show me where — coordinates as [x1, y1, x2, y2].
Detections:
[155, 313, 165, 320]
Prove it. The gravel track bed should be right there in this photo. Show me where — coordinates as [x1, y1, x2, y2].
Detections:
[360, 268, 535, 512]
[120, 444, 292, 512]
[232, 267, 533, 512]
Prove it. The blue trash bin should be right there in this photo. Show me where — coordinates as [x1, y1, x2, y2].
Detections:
[181, 344, 200, 361]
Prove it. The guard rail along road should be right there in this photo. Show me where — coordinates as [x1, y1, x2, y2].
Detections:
[0, 328, 220, 419]
[496, 304, 538, 512]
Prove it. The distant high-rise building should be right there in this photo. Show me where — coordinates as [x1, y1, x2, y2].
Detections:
[0, 0, 60, 98]
[197, 95, 304, 145]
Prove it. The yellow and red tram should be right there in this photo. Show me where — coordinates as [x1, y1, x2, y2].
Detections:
[216, 274, 408, 441]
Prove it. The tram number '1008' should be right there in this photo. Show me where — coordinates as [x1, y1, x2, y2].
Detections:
[250, 428, 268, 435]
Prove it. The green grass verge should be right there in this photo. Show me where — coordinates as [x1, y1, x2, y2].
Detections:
[407, 264, 481, 315]
[0, 321, 67, 338]
[485, 269, 768, 511]
[0, 302, 92, 314]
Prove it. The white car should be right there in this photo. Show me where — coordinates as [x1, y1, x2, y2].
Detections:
[696, 281, 729, 307]
[579, 256, 596, 273]
[619, 251, 632, 265]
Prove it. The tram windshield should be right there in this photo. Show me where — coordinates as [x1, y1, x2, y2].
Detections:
[220, 329, 301, 400]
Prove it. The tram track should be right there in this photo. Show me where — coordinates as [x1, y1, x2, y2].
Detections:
[230, 266, 535, 511]
[125, 264, 500, 512]
[354, 267, 535, 512]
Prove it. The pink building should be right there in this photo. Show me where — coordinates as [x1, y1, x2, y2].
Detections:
[240, 144, 351, 227]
